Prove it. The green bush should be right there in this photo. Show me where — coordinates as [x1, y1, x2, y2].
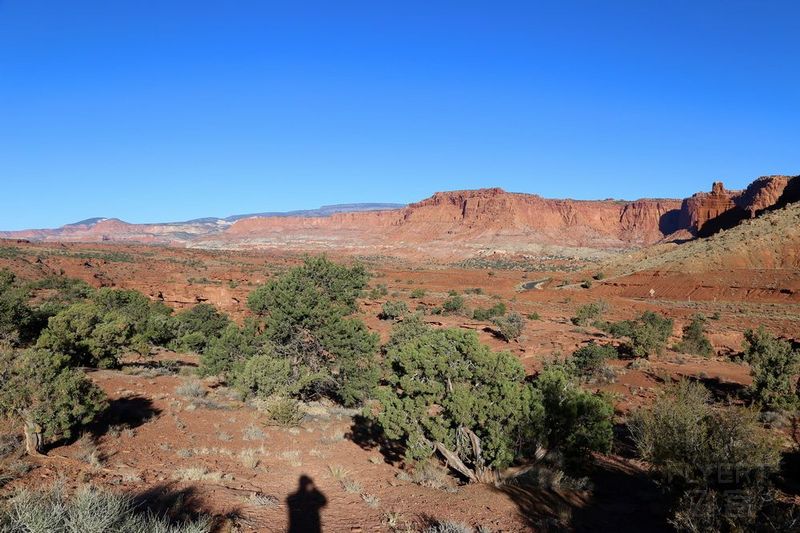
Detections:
[379, 300, 409, 321]
[0, 347, 107, 454]
[743, 327, 800, 410]
[472, 303, 506, 321]
[0, 270, 36, 345]
[571, 343, 618, 376]
[36, 302, 129, 368]
[571, 302, 606, 326]
[199, 321, 265, 378]
[410, 288, 426, 299]
[676, 315, 714, 357]
[0, 483, 210, 532]
[173, 303, 230, 354]
[535, 364, 614, 471]
[243, 257, 378, 406]
[265, 397, 304, 427]
[369, 284, 388, 299]
[372, 323, 542, 471]
[604, 311, 673, 358]
[490, 312, 525, 341]
[441, 294, 465, 314]
[631, 380, 783, 530]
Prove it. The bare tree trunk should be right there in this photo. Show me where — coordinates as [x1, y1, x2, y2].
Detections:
[23, 420, 44, 457]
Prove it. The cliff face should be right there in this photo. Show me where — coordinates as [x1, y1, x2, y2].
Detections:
[218, 188, 682, 258]
[679, 175, 797, 237]
[3, 174, 797, 261]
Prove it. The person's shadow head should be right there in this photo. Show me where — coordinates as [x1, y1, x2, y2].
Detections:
[287, 475, 327, 533]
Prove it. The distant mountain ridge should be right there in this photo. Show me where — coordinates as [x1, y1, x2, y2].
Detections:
[1, 176, 796, 261]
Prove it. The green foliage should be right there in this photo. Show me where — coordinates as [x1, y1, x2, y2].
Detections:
[379, 300, 409, 321]
[490, 312, 525, 342]
[36, 302, 128, 368]
[369, 283, 389, 299]
[526, 312, 540, 321]
[472, 302, 506, 321]
[237, 257, 378, 406]
[441, 294, 465, 314]
[372, 323, 541, 470]
[743, 327, 800, 410]
[0, 483, 210, 532]
[604, 311, 673, 358]
[264, 397, 304, 427]
[676, 315, 714, 357]
[173, 303, 230, 354]
[410, 288, 426, 299]
[631, 380, 783, 530]
[199, 321, 265, 378]
[248, 256, 368, 319]
[571, 343, 618, 377]
[534, 364, 614, 471]
[0, 270, 36, 345]
[0, 347, 106, 452]
[571, 302, 606, 326]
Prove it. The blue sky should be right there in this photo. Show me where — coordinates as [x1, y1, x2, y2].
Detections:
[1, 1, 798, 229]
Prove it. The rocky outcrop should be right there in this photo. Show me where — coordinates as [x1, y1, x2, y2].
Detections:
[3, 174, 797, 260]
[679, 175, 797, 237]
[217, 188, 683, 258]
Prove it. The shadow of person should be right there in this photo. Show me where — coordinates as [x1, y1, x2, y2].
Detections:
[287, 475, 327, 533]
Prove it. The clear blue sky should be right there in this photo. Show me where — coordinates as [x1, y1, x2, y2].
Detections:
[1, 1, 798, 229]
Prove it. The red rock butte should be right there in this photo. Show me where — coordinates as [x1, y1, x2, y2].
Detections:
[1, 174, 797, 261]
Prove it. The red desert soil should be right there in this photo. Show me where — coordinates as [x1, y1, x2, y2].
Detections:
[0, 237, 798, 530]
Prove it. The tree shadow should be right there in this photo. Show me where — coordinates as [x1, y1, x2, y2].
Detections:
[286, 475, 327, 533]
[346, 414, 405, 464]
[685, 374, 747, 404]
[569, 457, 671, 532]
[493, 478, 580, 531]
[91, 395, 162, 437]
[132, 482, 240, 531]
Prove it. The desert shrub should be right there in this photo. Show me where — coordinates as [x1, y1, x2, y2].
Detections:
[571, 302, 606, 326]
[604, 311, 673, 358]
[199, 321, 265, 378]
[0, 483, 210, 532]
[441, 294, 465, 314]
[235, 349, 330, 400]
[676, 315, 714, 357]
[527, 312, 540, 320]
[36, 302, 129, 368]
[410, 288, 426, 299]
[368, 283, 388, 299]
[472, 303, 506, 321]
[592, 272, 605, 281]
[631, 380, 784, 531]
[743, 327, 800, 410]
[0, 347, 106, 454]
[490, 312, 525, 341]
[34, 287, 180, 366]
[244, 257, 378, 406]
[534, 364, 614, 471]
[248, 256, 368, 321]
[0, 270, 36, 345]
[580, 280, 592, 289]
[265, 397, 304, 427]
[379, 300, 408, 320]
[371, 323, 542, 472]
[571, 343, 618, 377]
[173, 303, 230, 354]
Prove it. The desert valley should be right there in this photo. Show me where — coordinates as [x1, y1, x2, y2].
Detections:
[0, 174, 798, 532]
